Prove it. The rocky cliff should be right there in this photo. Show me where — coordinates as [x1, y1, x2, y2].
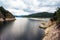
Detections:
[0, 6, 15, 21]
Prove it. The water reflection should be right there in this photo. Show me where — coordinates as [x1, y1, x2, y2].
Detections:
[0, 21, 14, 33]
[0, 18, 44, 40]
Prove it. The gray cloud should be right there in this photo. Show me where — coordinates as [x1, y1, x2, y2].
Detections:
[0, 0, 60, 15]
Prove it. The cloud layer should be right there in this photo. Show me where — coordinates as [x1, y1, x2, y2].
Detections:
[0, 0, 60, 15]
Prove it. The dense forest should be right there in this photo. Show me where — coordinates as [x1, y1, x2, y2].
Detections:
[20, 8, 60, 18]
[54, 8, 60, 23]
[20, 12, 54, 18]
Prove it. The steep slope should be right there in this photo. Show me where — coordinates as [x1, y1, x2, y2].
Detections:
[0, 6, 15, 21]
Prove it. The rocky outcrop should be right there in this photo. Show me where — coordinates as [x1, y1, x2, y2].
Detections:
[40, 20, 60, 40]
[0, 6, 15, 21]
[42, 23, 60, 40]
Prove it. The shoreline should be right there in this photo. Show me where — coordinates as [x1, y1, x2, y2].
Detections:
[0, 18, 16, 22]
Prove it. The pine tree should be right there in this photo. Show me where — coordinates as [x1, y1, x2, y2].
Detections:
[54, 8, 60, 23]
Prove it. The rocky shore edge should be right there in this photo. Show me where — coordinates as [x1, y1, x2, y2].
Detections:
[0, 18, 16, 22]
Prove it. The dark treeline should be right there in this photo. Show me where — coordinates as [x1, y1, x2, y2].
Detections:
[23, 12, 54, 18]
[21, 8, 60, 18]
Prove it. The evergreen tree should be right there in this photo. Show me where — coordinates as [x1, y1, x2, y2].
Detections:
[54, 8, 60, 23]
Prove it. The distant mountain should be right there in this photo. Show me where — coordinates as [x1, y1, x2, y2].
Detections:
[0, 6, 15, 21]
[21, 12, 54, 18]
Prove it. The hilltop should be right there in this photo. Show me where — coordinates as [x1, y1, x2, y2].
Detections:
[21, 12, 54, 18]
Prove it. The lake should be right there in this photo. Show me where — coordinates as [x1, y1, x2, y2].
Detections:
[0, 18, 49, 40]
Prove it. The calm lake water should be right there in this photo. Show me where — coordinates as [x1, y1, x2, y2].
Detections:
[0, 18, 49, 40]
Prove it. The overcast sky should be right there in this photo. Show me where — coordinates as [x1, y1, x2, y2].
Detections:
[0, 0, 60, 16]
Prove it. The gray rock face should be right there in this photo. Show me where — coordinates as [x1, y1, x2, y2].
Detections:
[0, 6, 15, 21]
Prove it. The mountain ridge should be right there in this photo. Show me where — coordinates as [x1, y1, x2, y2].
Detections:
[20, 12, 54, 18]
